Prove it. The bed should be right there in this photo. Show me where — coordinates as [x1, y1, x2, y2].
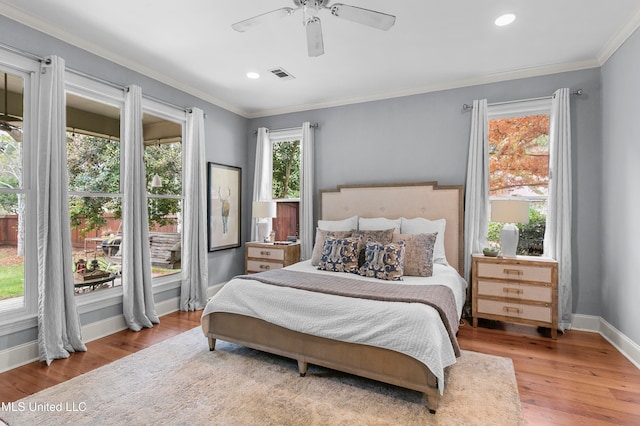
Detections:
[201, 182, 466, 413]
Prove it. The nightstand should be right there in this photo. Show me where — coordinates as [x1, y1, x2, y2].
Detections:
[245, 242, 301, 274]
[472, 254, 558, 339]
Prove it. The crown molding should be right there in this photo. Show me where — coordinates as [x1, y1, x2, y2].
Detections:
[246, 59, 600, 119]
[597, 6, 640, 65]
[0, 4, 249, 118]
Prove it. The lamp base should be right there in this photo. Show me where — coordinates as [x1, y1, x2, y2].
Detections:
[256, 222, 269, 242]
[500, 223, 519, 257]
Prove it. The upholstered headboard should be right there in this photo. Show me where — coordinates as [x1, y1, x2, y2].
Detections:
[320, 182, 464, 275]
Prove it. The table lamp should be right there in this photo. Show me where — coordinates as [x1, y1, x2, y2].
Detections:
[491, 199, 529, 257]
[252, 201, 277, 242]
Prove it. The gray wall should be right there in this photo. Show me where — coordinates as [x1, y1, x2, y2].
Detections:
[250, 67, 605, 321]
[0, 16, 249, 352]
[601, 28, 640, 344]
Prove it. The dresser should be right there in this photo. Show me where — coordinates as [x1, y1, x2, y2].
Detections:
[245, 242, 301, 274]
[472, 254, 558, 339]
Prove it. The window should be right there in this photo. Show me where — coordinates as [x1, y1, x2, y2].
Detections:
[65, 79, 186, 295]
[0, 60, 37, 317]
[270, 131, 301, 241]
[488, 100, 550, 256]
[142, 109, 183, 276]
[66, 90, 124, 294]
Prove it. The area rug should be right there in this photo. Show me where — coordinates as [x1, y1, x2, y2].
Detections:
[0, 327, 523, 425]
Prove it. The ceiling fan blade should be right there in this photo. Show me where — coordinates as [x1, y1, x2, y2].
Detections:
[0, 121, 22, 142]
[329, 4, 396, 30]
[232, 7, 295, 32]
[306, 17, 324, 57]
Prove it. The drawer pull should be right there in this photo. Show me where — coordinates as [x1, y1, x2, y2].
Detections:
[503, 306, 522, 314]
[503, 268, 523, 276]
[503, 287, 523, 295]
[260, 264, 271, 270]
[260, 251, 271, 256]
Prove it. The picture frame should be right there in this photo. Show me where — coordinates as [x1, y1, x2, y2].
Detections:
[207, 162, 242, 252]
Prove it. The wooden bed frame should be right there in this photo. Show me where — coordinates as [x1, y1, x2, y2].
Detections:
[205, 182, 464, 413]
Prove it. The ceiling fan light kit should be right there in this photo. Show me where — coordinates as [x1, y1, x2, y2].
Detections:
[232, 0, 396, 57]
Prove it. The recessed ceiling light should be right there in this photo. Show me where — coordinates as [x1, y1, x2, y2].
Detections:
[246, 72, 260, 79]
[495, 13, 516, 27]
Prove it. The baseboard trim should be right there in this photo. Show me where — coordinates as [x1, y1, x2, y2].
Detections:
[571, 313, 640, 369]
[0, 285, 225, 374]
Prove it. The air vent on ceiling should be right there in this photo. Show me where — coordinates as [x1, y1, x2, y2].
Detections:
[269, 68, 295, 81]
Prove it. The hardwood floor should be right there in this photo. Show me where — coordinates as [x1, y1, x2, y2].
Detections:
[1, 311, 638, 425]
[458, 319, 640, 425]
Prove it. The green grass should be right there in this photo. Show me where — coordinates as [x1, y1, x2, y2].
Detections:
[0, 264, 24, 300]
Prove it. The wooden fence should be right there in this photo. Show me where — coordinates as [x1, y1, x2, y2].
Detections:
[0, 214, 178, 249]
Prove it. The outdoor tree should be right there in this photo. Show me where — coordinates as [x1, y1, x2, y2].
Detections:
[488, 114, 550, 255]
[488, 115, 550, 196]
[0, 133, 24, 255]
[272, 140, 300, 199]
[67, 133, 182, 236]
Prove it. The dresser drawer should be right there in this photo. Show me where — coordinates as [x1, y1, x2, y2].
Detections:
[477, 299, 552, 323]
[247, 246, 285, 261]
[246, 260, 283, 273]
[477, 280, 552, 303]
[477, 262, 552, 283]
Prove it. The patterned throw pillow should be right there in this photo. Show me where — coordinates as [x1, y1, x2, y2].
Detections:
[351, 228, 396, 266]
[359, 240, 406, 281]
[317, 237, 361, 273]
[311, 229, 353, 266]
[392, 233, 437, 277]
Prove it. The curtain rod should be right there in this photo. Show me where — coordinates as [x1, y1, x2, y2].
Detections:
[0, 42, 197, 115]
[252, 123, 318, 135]
[462, 89, 583, 111]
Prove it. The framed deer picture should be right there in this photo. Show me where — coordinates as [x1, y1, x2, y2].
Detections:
[207, 162, 242, 252]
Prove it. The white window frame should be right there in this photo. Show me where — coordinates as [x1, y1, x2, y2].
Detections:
[65, 73, 126, 309]
[0, 51, 39, 331]
[141, 98, 186, 288]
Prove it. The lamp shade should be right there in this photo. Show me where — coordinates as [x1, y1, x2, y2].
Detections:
[252, 201, 277, 219]
[491, 199, 529, 224]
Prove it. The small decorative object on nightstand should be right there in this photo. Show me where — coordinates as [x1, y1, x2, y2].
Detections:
[245, 241, 300, 274]
[472, 254, 558, 339]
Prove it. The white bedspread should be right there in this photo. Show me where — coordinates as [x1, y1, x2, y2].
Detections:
[201, 261, 467, 393]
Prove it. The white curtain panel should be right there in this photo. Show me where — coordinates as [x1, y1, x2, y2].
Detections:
[251, 128, 272, 241]
[121, 85, 158, 331]
[36, 56, 86, 365]
[463, 99, 490, 282]
[180, 108, 208, 311]
[544, 88, 572, 331]
[300, 122, 315, 260]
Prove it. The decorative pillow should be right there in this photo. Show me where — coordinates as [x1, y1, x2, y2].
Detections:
[392, 233, 436, 277]
[358, 217, 401, 233]
[317, 216, 358, 231]
[317, 237, 360, 274]
[400, 217, 447, 265]
[359, 240, 406, 281]
[351, 228, 396, 266]
[311, 229, 353, 266]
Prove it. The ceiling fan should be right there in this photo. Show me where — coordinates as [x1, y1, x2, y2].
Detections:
[0, 73, 22, 142]
[232, 0, 396, 57]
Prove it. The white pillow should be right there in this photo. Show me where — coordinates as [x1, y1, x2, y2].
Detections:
[317, 215, 358, 231]
[400, 217, 447, 265]
[358, 217, 401, 232]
